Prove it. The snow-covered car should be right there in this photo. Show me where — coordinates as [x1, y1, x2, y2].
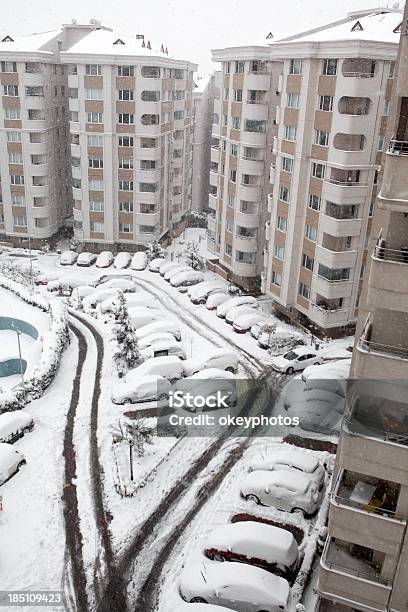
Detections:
[251, 320, 277, 340]
[225, 304, 257, 325]
[47, 277, 83, 293]
[82, 288, 120, 310]
[149, 257, 167, 272]
[125, 356, 184, 383]
[140, 340, 186, 361]
[131, 251, 148, 270]
[76, 252, 97, 267]
[271, 347, 322, 374]
[188, 282, 226, 304]
[91, 272, 133, 287]
[188, 368, 235, 381]
[301, 359, 351, 383]
[284, 383, 346, 435]
[128, 307, 161, 328]
[100, 294, 152, 314]
[234, 312, 267, 334]
[60, 250, 78, 266]
[258, 329, 304, 352]
[206, 293, 230, 310]
[240, 469, 321, 516]
[35, 272, 60, 286]
[114, 252, 131, 269]
[183, 349, 238, 376]
[102, 278, 137, 292]
[248, 449, 325, 489]
[111, 375, 171, 405]
[0, 443, 26, 486]
[135, 320, 181, 342]
[204, 521, 298, 575]
[0, 411, 34, 444]
[179, 561, 290, 611]
[71, 285, 95, 299]
[170, 270, 204, 287]
[164, 265, 191, 281]
[159, 261, 181, 276]
[174, 604, 234, 612]
[216, 296, 257, 318]
[174, 377, 236, 411]
[138, 332, 177, 350]
[95, 251, 114, 268]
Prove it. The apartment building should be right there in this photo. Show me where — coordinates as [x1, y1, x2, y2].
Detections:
[60, 30, 196, 251]
[317, 5, 408, 610]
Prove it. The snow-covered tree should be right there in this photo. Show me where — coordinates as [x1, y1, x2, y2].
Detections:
[184, 243, 206, 271]
[112, 417, 155, 481]
[112, 293, 140, 372]
[146, 240, 165, 262]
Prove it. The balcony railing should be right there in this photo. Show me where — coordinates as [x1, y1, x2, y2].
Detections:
[388, 139, 408, 155]
[322, 539, 391, 585]
[373, 244, 408, 264]
[332, 489, 404, 523]
[326, 178, 368, 187]
[358, 337, 408, 360]
[311, 303, 350, 316]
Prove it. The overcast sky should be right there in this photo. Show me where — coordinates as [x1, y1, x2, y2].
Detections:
[0, 0, 394, 75]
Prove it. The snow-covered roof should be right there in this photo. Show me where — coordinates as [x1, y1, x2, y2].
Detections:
[245, 468, 310, 493]
[253, 449, 320, 473]
[0, 411, 32, 441]
[0, 29, 60, 55]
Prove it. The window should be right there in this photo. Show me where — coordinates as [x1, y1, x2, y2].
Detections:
[118, 65, 134, 77]
[89, 179, 104, 190]
[119, 180, 133, 191]
[244, 119, 266, 133]
[139, 182, 157, 192]
[12, 195, 25, 206]
[383, 99, 390, 116]
[10, 175, 24, 185]
[289, 59, 302, 74]
[68, 88, 78, 99]
[314, 129, 329, 146]
[3, 85, 18, 96]
[89, 200, 104, 212]
[87, 112, 103, 124]
[140, 203, 156, 213]
[90, 221, 104, 233]
[225, 243, 232, 256]
[318, 263, 350, 282]
[378, 135, 384, 151]
[174, 111, 185, 121]
[311, 162, 325, 179]
[309, 194, 321, 211]
[305, 224, 317, 241]
[13, 215, 27, 227]
[287, 92, 300, 108]
[235, 61, 244, 73]
[1, 61, 17, 73]
[318, 95, 333, 112]
[277, 216, 287, 232]
[230, 143, 238, 157]
[119, 136, 134, 147]
[274, 244, 285, 260]
[235, 251, 256, 264]
[86, 64, 101, 76]
[141, 90, 160, 102]
[72, 178, 82, 189]
[139, 224, 157, 234]
[389, 61, 395, 78]
[322, 59, 337, 76]
[25, 86, 44, 97]
[228, 194, 235, 208]
[71, 156, 81, 167]
[279, 186, 290, 202]
[88, 158, 103, 169]
[140, 160, 156, 170]
[85, 88, 103, 100]
[5, 108, 20, 119]
[34, 218, 48, 228]
[226, 218, 234, 232]
[284, 125, 297, 141]
[9, 151, 23, 164]
[118, 221, 133, 233]
[224, 88, 229, 101]
[232, 116, 240, 130]
[299, 282, 310, 299]
[87, 135, 104, 147]
[233, 89, 243, 102]
[302, 253, 314, 271]
[119, 89, 134, 101]
[223, 114, 228, 127]
[229, 169, 237, 183]
[281, 156, 294, 173]
[70, 111, 79, 122]
[119, 201, 133, 212]
[118, 157, 133, 169]
[224, 62, 231, 74]
[118, 113, 134, 124]
[271, 270, 282, 286]
[141, 66, 160, 78]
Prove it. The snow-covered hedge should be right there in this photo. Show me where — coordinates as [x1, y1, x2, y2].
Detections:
[0, 276, 69, 413]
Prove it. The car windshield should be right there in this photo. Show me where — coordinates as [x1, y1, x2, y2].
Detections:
[284, 351, 298, 360]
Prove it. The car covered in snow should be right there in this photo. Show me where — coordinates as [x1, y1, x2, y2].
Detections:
[0, 411, 34, 444]
[206, 293, 230, 310]
[170, 270, 204, 288]
[204, 521, 298, 576]
[138, 332, 180, 350]
[251, 320, 277, 340]
[188, 282, 226, 304]
[102, 278, 137, 292]
[76, 252, 97, 267]
[100, 294, 152, 314]
[0, 443, 26, 486]
[114, 252, 131, 269]
[216, 296, 257, 318]
[179, 561, 290, 611]
[174, 604, 234, 612]
[271, 347, 322, 374]
[60, 250, 78, 266]
[174, 377, 236, 411]
[149, 257, 167, 272]
[284, 382, 346, 435]
[90, 272, 134, 287]
[131, 251, 148, 270]
[233, 312, 267, 334]
[135, 320, 181, 342]
[128, 307, 161, 328]
[248, 449, 325, 489]
[258, 329, 304, 353]
[240, 469, 321, 516]
[183, 349, 238, 376]
[111, 375, 171, 405]
[125, 356, 184, 383]
[82, 288, 120, 310]
[71, 285, 95, 299]
[95, 251, 114, 268]
[35, 272, 60, 286]
[225, 304, 257, 325]
[159, 261, 181, 276]
[187, 368, 235, 381]
[164, 265, 191, 281]
[301, 359, 351, 383]
[47, 277, 83, 294]
[140, 340, 186, 361]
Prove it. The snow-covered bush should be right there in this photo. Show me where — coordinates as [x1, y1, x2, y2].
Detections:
[146, 240, 166, 262]
[0, 275, 69, 413]
[185, 210, 208, 228]
[184, 243, 206, 271]
[0, 261, 39, 286]
[112, 294, 141, 373]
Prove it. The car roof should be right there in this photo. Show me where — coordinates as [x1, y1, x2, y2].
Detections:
[207, 521, 296, 554]
[257, 449, 319, 473]
[285, 346, 314, 357]
[0, 442, 20, 461]
[246, 469, 310, 493]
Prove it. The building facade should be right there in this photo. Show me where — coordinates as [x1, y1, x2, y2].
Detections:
[317, 5, 408, 610]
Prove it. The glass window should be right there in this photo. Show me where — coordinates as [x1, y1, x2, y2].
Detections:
[284, 125, 297, 141]
[277, 216, 287, 232]
[322, 59, 337, 75]
[311, 162, 325, 179]
[299, 282, 310, 299]
[118, 65, 134, 77]
[302, 253, 314, 271]
[279, 186, 290, 202]
[289, 59, 302, 75]
[287, 93, 300, 108]
[271, 270, 282, 286]
[305, 224, 317, 241]
[309, 194, 321, 210]
[318, 95, 333, 111]
[86, 64, 101, 76]
[281, 156, 294, 172]
[314, 129, 329, 146]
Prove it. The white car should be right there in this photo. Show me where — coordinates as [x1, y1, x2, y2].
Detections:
[83, 289, 120, 310]
[140, 340, 186, 361]
[77, 252, 97, 267]
[183, 350, 238, 376]
[125, 356, 184, 383]
[102, 278, 137, 292]
[0, 411, 34, 444]
[301, 359, 351, 383]
[248, 449, 325, 489]
[47, 277, 83, 293]
[111, 375, 171, 405]
[240, 469, 321, 516]
[170, 270, 204, 287]
[284, 382, 346, 435]
[128, 307, 161, 328]
[206, 293, 230, 310]
[0, 443, 26, 486]
[60, 250, 78, 266]
[179, 561, 290, 611]
[216, 296, 257, 318]
[114, 252, 131, 269]
[251, 320, 276, 340]
[175, 377, 236, 411]
[35, 272, 60, 286]
[234, 312, 267, 334]
[71, 285, 95, 299]
[225, 304, 257, 325]
[149, 257, 167, 272]
[96, 251, 114, 268]
[135, 321, 181, 342]
[160, 261, 183, 276]
[188, 282, 226, 304]
[100, 294, 152, 314]
[131, 251, 148, 270]
[91, 272, 134, 287]
[174, 604, 234, 612]
[138, 332, 178, 350]
[272, 347, 322, 374]
[164, 265, 191, 281]
[188, 368, 235, 381]
[204, 521, 298, 575]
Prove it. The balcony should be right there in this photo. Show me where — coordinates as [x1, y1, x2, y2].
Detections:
[240, 130, 266, 147]
[209, 170, 218, 187]
[269, 164, 276, 185]
[310, 303, 352, 328]
[235, 209, 259, 227]
[368, 242, 408, 312]
[137, 168, 160, 182]
[243, 100, 268, 121]
[267, 193, 274, 213]
[319, 213, 362, 238]
[324, 177, 368, 203]
[210, 146, 220, 163]
[378, 141, 408, 211]
[265, 221, 270, 241]
[315, 244, 357, 269]
[238, 183, 262, 201]
[245, 73, 271, 90]
[313, 274, 353, 299]
[208, 193, 217, 210]
[239, 157, 264, 175]
[134, 147, 160, 161]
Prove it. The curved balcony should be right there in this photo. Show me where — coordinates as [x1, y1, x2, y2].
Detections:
[234, 234, 258, 251]
[209, 170, 218, 187]
[208, 193, 217, 210]
[243, 101, 268, 121]
[137, 168, 160, 182]
[313, 274, 354, 299]
[269, 164, 276, 185]
[239, 157, 264, 175]
[315, 244, 357, 268]
[135, 147, 160, 161]
[30, 184, 49, 198]
[245, 73, 270, 90]
[319, 213, 362, 238]
[265, 221, 270, 241]
[323, 179, 369, 203]
[27, 142, 47, 155]
[71, 165, 82, 180]
[235, 210, 259, 227]
[240, 131, 267, 147]
[72, 186, 83, 200]
[332, 112, 371, 136]
[237, 183, 262, 201]
[378, 141, 408, 211]
[68, 74, 79, 88]
[310, 303, 352, 328]
[24, 119, 47, 131]
[210, 146, 220, 163]
[231, 260, 257, 277]
[355, 315, 408, 378]
[368, 244, 408, 312]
